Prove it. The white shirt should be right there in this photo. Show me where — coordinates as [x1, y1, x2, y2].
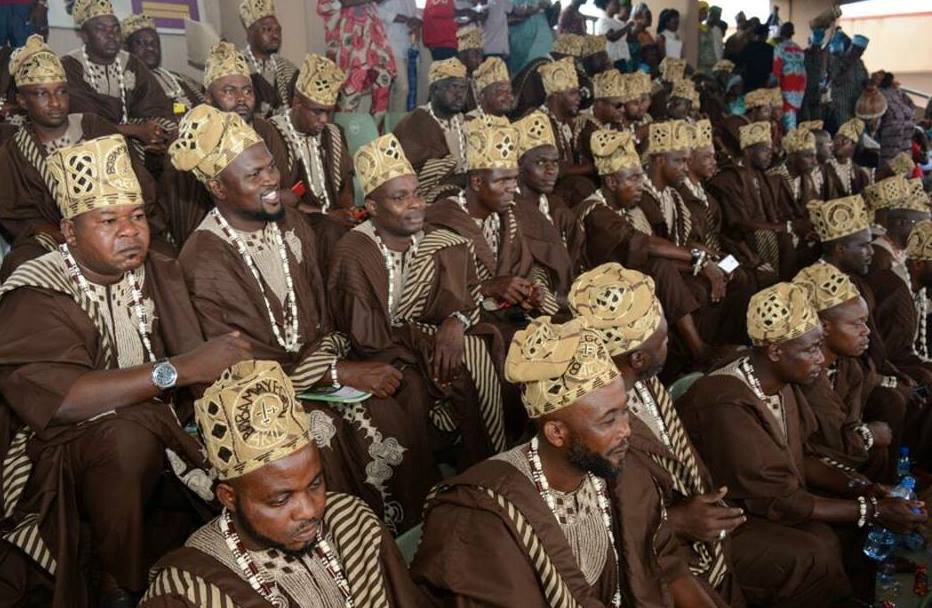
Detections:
[595, 13, 630, 62]
[660, 29, 682, 59]
[378, 0, 419, 57]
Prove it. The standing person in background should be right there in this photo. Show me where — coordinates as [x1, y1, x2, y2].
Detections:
[827, 34, 869, 129]
[737, 24, 773, 93]
[595, 0, 632, 72]
[423, 0, 458, 60]
[557, 0, 586, 35]
[507, 0, 554, 74]
[239, 0, 298, 117]
[876, 71, 917, 165]
[378, 0, 421, 114]
[656, 8, 681, 60]
[772, 22, 806, 131]
[799, 28, 828, 123]
[626, 2, 654, 69]
[0, 0, 45, 47]
[481, 0, 513, 60]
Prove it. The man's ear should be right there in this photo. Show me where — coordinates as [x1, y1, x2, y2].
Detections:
[468, 173, 483, 193]
[61, 218, 77, 248]
[364, 197, 378, 218]
[541, 419, 570, 450]
[216, 482, 236, 513]
[205, 177, 226, 202]
[765, 342, 782, 363]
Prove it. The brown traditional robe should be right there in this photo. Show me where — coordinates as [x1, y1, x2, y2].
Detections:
[244, 51, 299, 117]
[140, 492, 428, 608]
[0, 250, 210, 608]
[179, 207, 433, 534]
[393, 107, 466, 204]
[677, 360, 853, 608]
[535, 108, 597, 203]
[824, 159, 871, 197]
[151, 67, 207, 116]
[413, 445, 681, 607]
[713, 114, 749, 164]
[511, 190, 577, 310]
[510, 56, 551, 120]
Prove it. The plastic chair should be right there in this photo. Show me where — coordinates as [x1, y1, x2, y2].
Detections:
[332, 113, 380, 158]
[667, 372, 704, 402]
[395, 522, 423, 565]
[383, 112, 408, 134]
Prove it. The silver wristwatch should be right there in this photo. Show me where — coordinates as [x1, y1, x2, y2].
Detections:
[151, 358, 178, 391]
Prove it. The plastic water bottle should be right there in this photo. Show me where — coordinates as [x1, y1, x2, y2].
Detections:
[888, 476, 927, 552]
[864, 525, 897, 562]
[897, 447, 911, 481]
[875, 560, 899, 604]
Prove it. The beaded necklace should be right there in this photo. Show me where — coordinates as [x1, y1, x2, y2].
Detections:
[739, 357, 787, 438]
[455, 190, 500, 261]
[527, 437, 623, 608]
[369, 227, 420, 326]
[682, 176, 708, 207]
[245, 45, 278, 81]
[426, 103, 467, 171]
[81, 46, 127, 123]
[641, 176, 682, 244]
[915, 288, 930, 362]
[211, 209, 301, 352]
[829, 159, 854, 195]
[633, 381, 672, 449]
[154, 67, 184, 100]
[314, 536, 355, 607]
[540, 105, 577, 163]
[283, 110, 331, 212]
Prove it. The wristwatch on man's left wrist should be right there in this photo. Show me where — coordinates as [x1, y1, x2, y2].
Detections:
[152, 358, 178, 391]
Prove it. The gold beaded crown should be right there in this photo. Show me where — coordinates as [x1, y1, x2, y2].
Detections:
[72, 0, 114, 27]
[9, 34, 65, 87]
[906, 220, 932, 262]
[797, 120, 824, 133]
[429, 57, 467, 84]
[712, 59, 735, 73]
[466, 120, 519, 171]
[744, 88, 771, 110]
[539, 57, 579, 96]
[239, 0, 276, 29]
[513, 111, 556, 158]
[767, 87, 783, 106]
[619, 72, 650, 102]
[793, 261, 861, 313]
[590, 129, 639, 175]
[887, 151, 915, 177]
[47, 134, 143, 220]
[648, 120, 692, 155]
[295, 53, 346, 107]
[195, 360, 310, 481]
[660, 57, 687, 82]
[474, 57, 510, 92]
[552, 33, 585, 57]
[837, 118, 865, 143]
[169, 104, 264, 184]
[592, 69, 625, 99]
[807, 195, 871, 242]
[783, 128, 816, 154]
[568, 263, 663, 356]
[203, 41, 251, 89]
[457, 26, 483, 51]
[739, 121, 771, 150]
[898, 180, 932, 214]
[505, 317, 620, 418]
[747, 282, 820, 346]
[670, 79, 698, 104]
[121, 13, 155, 39]
[582, 35, 607, 57]
[354, 133, 416, 196]
[863, 175, 911, 212]
[687, 119, 713, 149]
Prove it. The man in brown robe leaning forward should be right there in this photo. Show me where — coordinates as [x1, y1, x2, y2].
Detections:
[0, 134, 252, 608]
[172, 105, 436, 534]
[412, 316, 721, 607]
[140, 360, 427, 608]
[678, 282, 927, 607]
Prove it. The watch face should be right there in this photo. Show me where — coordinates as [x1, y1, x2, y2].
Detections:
[154, 362, 178, 388]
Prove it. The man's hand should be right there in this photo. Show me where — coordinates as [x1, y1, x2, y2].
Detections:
[336, 361, 403, 399]
[122, 121, 167, 146]
[875, 498, 927, 533]
[174, 332, 253, 385]
[432, 317, 466, 385]
[866, 421, 893, 448]
[520, 283, 546, 311]
[666, 487, 746, 542]
[481, 275, 533, 306]
[700, 262, 727, 303]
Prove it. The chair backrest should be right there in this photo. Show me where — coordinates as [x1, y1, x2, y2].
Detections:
[394, 522, 423, 565]
[383, 112, 409, 134]
[333, 113, 380, 158]
[668, 372, 704, 402]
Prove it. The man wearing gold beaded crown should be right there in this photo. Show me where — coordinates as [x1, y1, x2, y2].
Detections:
[60, 0, 175, 152]
[465, 56, 515, 121]
[140, 360, 427, 608]
[902, 220, 932, 470]
[678, 282, 926, 608]
[173, 105, 436, 535]
[238, 0, 298, 118]
[327, 132, 508, 465]
[510, 32, 584, 119]
[0, 134, 253, 608]
[575, 69, 626, 168]
[827, 118, 871, 197]
[0, 34, 163, 279]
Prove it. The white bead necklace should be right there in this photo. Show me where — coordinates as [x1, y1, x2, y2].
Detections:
[633, 381, 672, 449]
[915, 287, 930, 362]
[829, 158, 854, 195]
[245, 44, 278, 80]
[540, 104, 577, 162]
[369, 227, 419, 327]
[527, 437, 623, 608]
[154, 67, 183, 100]
[218, 509, 290, 608]
[81, 45, 127, 123]
[211, 209, 301, 352]
[426, 103, 467, 170]
[313, 535, 356, 607]
[283, 110, 331, 212]
[739, 357, 787, 436]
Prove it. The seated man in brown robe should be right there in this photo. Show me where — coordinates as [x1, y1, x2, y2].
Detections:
[768, 127, 829, 222]
[662, 79, 699, 122]
[140, 360, 426, 608]
[793, 262, 894, 482]
[122, 14, 206, 117]
[577, 35, 609, 108]
[713, 87, 770, 166]
[903, 220, 932, 469]
[238, 0, 298, 117]
[509, 33, 583, 119]
[457, 26, 484, 115]
[61, 0, 175, 151]
[0, 134, 251, 608]
[328, 133, 507, 464]
[466, 57, 515, 121]
[0, 35, 161, 279]
[413, 317, 720, 607]
[828, 118, 871, 197]
[576, 69, 626, 167]
[171, 105, 436, 534]
[678, 282, 927, 608]
[158, 41, 290, 249]
[619, 71, 654, 150]
[569, 264, 746, 607]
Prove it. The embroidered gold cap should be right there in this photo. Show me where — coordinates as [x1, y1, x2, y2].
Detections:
[582, 34, 608, 57]
[906, 220, 932, 262]
[466, 121, 519, 171]
[568, 263, 663, 356]
[474, 57, 510, 92]
[619, 72, 650, 102]
[747, 282, 820, 346]
[590, 129, 639, 176]
[712, 59, 735, 73]
[887, 151, 915, 177]
[744, 88, 771, 110]
[863, 175, 911, 212]
[552, 33, 585, 57]
[295, 53, 346, 107]
[592, 69, 625, 99]
[670, 78, 697, 104]
[807, 195, 871, 242]
[539, 57, 579, 96]
[72, 0, 114, 27]
[896, 179, 932, 214]
[429, 57, 468, 84]
[837, 118, 865, 143]
[169, 104, 265, 184]
[121, 13, 155, 39]
[354, 133, 416, 196]
[513, 110, 556, 158]
[648, 119, 691, 155]
[239, 0, 276, 29]
[457, 26, 483, 51]
[739, 121, 772, 150]
[47, 134, 143, 220]
[767, 87, 783, 107]
[783, 128, 816, 154]
[687, 119, 713, 149]
[660, 57, 687, 82]
[9, 34, 65, 87]
[797, 120, 824, 133]
[196, 360, 310, 481]
[793, 262, 861, 313]
[203, 41, 251, 89]
[505, 317, 620, 418]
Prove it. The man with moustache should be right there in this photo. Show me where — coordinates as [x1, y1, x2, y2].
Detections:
[678, 282, 927, 608]
[0, 134, 251, 607]
[174, 105, 436, 534]
[140, 360, 425, 607]
[465, 56, 515, 120]
[826, 118, 871, 197]
[328, 133, 507, 464]
[238, 0, 298, 117]
[576, 69, 626, 170]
